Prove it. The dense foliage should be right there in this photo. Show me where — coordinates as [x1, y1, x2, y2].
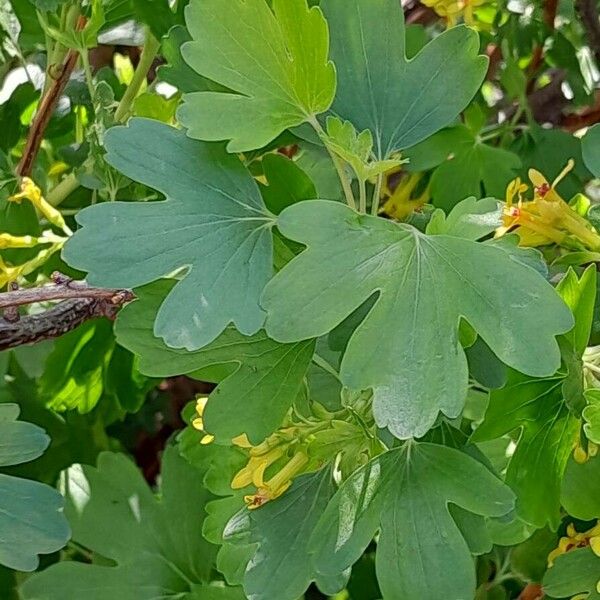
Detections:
[3, 0, 600, 598]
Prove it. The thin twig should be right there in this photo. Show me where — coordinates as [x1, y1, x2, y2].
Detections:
[17, 16, 87, 178]
[0, 297, 128, 351]
[0, 274, 134, 310]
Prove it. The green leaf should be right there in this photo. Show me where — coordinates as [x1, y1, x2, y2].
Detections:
[543, 548, 600, 600]
[472, 269, 595, 528]
[259, 153, 317, 214]
[310, 442, 514, 599]
[39, 320, 114, 414]
[158, 25, 214, 93]
[513, 125, 591, 201]
[322, 0, 487, 158]
[562, 455, 600, 520]
[0, 403, 49, 466]
[263, 201, 573, 439]
[21, 446, 239, 600]
[510, 527, 557, 583]
[225, 469, 346, 600]
[0, 404, 70, 572]
[116, 281, 315, 443]
[581, 123, 600, 179]
[64, 118, 275, 350]
[430, 142, 521, 210]
[178, 0, 336, 152]
[425, 196, 502, 240]
[131, 0, 179, 39]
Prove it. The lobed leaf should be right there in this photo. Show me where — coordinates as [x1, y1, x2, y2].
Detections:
[179, 0, 336, 152]
[263, 201, 573, 439]
[310, 442, 514, 599]
[64, 118, 275, 351]
[322, 0, 487, 158]
[116, 280, 315, 443]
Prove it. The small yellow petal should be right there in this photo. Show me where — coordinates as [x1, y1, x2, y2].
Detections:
[231, 466, 254, 489]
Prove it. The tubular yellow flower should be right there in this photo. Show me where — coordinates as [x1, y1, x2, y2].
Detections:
[380, 172, 430, 220]
[9, 178, 72, 236]
[0, 233, 40, 249]
[496, 161, 600, 251]
[421, 0, 489, 26]
[0, 256, 23, 288]
[548, 522, 600, 566]
[243, 451, 309, 510]
[231, 446, 285, 490]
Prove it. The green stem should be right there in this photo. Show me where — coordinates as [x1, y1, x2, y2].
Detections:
[371, 171, 384, 216]
[358, 177, 367, 213]
[46, 31, 161, 207]
[307, 116, 357, 209]
[47, 173, 79, 207]
[80, 49, 95, 100]
[114, 31, 160, 123]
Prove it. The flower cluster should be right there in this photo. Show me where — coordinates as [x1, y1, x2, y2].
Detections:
[421, 0, 490, 27]
[496, 161, 600, 252]
[192, 390, 383, 510]
[1, 178, 71, 288]
[380, 170, 430, 220]
[548, 522, 600, 567]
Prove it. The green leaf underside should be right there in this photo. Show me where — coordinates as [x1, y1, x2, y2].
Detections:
[63, 118, 274, 351]
[21, 447, 237, 600]
[225, 469, 345, 600]
[262, 201, 573, 439]
[543, 548, 600, 600]
[322, 0, 488, 158]
[310, 442, 514, 599]
[0, 405, 69, 572]
[115, 281, 315, 443]
[179, 0, 335, 152]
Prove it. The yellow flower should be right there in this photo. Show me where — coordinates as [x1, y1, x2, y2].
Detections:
[0, 233, 39, 249]
[380, 171, 430, 220]
[9, 178, 72, 236]
[231, 446, 286, 490]
[243, 451, 309, 510]
[548, 522, 600, 566]
[0, 256, 24, 287]
[0, 244, 64, 288]
[496, 160, 600, 251]
[421, 0, 489, 26]
[191, 396, 214, 445]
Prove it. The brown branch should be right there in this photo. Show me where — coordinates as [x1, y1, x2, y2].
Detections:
[0, 274, 133, 350]
[576, 0, 600, 64]
[0, 297, 127, 351]
[0, 277, 133, 310]
[16, 16, 86, 178]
